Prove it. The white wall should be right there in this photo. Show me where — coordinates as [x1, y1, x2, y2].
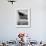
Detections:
[0, 0, 46, 42]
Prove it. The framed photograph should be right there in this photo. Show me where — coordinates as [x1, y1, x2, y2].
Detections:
[16, 8, 31, 28]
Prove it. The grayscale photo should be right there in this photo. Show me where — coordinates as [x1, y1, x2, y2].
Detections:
[16, 8, 31, 28]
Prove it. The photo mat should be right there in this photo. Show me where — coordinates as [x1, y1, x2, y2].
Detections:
[16, 8, 31, 28]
